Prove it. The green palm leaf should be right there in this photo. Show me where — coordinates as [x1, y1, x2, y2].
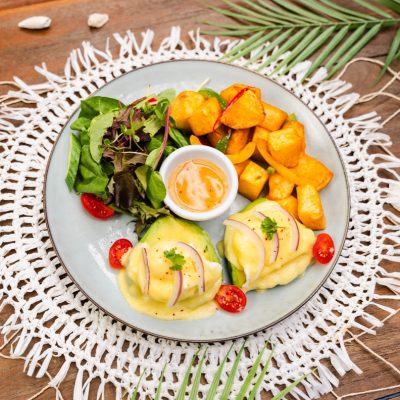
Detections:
[271, 375, 307, 400]
[129, 343, 306, 399]
[130, 369, 146, 400]
[378, 27, 400, 80]
[154, 363, 167, 400]
[202, 0, 400, 81]
[219, 341, 246, 400]
[235, 343, 268, 400]
[176, 349, 199, 400]
[188, 348, 208, 400]
[204, 343, 234, 400]
[247, 347, 274, 400]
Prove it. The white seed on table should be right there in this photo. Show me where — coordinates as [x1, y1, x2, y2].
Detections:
[87, 13, 109, 28]
[18, 16, 52, 30]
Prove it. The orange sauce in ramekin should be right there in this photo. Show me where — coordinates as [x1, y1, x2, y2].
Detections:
[168, 159, 228, 212]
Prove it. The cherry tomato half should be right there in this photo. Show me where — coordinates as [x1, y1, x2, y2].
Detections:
[215, 284, 247, 313]
[147, 97, 158, 106]
[109, 239, 133, 269]
[80, 193, 114, 220]
[313, 233, 335, 264]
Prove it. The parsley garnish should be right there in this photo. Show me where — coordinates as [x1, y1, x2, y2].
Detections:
[164, 248, 186, 271]
[260, 217, 281, 240]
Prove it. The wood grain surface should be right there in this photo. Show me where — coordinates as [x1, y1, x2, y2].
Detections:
[0, 1, 399, 399]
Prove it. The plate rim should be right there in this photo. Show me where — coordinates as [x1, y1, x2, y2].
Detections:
[43, 59, 350, 343]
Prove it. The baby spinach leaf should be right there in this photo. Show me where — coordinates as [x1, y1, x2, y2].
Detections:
[74, 145, 109, 197]
[145, 147, 163, 170]
[169, 127, 189, 148]
[65, 134, 81, 191]
[89, 112, 116, 163]
[101, 160, 114, 176]
[199, 88, 227, 109]
[164, 146, 175, 157]
[154, 98, 171, 123]
[157, 88, 176, 102]
[143, 114, 162, 136]
[147, 136, 163, 152]
[79, 130, 90, 146]
[79, 96, 122, 119]
[146, 170, 166, 209]
[71, 117, 91, 132]
[135, 164, 150, 191]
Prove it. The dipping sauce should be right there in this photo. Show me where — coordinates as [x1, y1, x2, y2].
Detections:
[168, 159, 228, 212]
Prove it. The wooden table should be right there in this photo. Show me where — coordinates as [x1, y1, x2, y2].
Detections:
[1, 1, 399, 399]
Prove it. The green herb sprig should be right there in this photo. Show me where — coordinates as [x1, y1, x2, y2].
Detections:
[261, 217, 282, 240]
[164, 248, 186, 271]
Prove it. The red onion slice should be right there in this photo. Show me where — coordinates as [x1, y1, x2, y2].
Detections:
[141, 246, 150, 295]
[252, 211, 279, 263]
[272, 206, 300, 252]
[177, 241, 205, 294]
[223, 219, 266, 279]
[167, 270, 183, 307]
[270, 232, 279, 263]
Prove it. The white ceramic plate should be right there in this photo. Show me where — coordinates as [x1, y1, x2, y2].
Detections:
[44, 60, 349, 342]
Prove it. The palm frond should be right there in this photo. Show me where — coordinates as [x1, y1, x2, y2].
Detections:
[219, 341, 246, 400]
[204, 343, 234, 400]
[202, 0, 400, 81]
[154, 363, 166, 400]
[130, 369, 146, 400]
[176, 349, 199, 400]
[378, 27, 400, 80]
[188, 348, 208, 400]
[235, 342, 268, 400]
[130, 343, 305, 399]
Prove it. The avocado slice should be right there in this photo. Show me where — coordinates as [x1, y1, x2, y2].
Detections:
[140, 216, 220, 263]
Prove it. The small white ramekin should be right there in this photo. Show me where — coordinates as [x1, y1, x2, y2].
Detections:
[159, 145, 238, 221]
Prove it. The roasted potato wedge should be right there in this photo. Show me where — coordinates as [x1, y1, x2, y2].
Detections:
[259, 102, 288, 131]
[267, 173, 294, 200]
[188, 97, 222, 136]
[267, 127, 303, 167]
[239, 161, 268, 200]
[234, 160, 250, 176]
[276, 195, 299, 220]
[226, 129, 250, 155]
[220, 83, 261, 103]
[297, 184, 326, 230]
[220, 90, 264, 129]
[283, 120, 305, 152]
[170, 91, 205, 131]
[289, 154, 333, 191]
[252, 126, 270, 161]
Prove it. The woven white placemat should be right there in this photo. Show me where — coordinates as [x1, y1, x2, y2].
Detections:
[1, 27, 399, 400]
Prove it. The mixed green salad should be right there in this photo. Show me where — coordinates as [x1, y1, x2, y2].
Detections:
[65, 89, 189, 232]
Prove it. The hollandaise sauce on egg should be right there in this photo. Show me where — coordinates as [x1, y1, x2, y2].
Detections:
[118, 216, 222, 320]
[224, 199, 316, 292]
